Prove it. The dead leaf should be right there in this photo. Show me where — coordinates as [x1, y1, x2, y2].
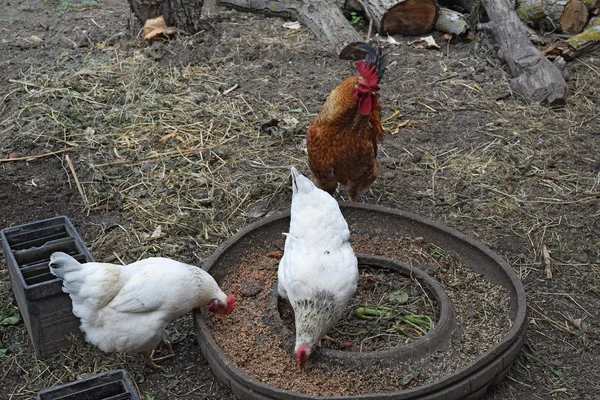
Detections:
[266, 250, 284, 260]
[143, 16, 177, 41]
[408, 36, 441, 50]
[283, 21, 302, 30]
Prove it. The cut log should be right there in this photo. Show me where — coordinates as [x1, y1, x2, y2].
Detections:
[345, 0, 439, 35]
[435, 7, 470, 35]
[478, 0, 568, 105]
[582, 0, 600, 14]
[516, 0, 547, 26]
[127, 0, 205, 33]
[546, 0, 570, 24]
[560, 0, 589, 34]
[439, 7, 469, 35]
[542, 16, 600, 59]
[217, 0, 363, 57]
[438, 0, 483, 14]
[360, 0, 439, 35]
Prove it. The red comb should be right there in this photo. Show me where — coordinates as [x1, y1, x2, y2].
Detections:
[225, 295, 236, 315]
[355, 60, 379, 88]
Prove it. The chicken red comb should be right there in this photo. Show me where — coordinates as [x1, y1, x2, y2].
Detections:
[225, 295, 235, 315]
[353, 43, 388, 87]
[355, 60, 379, 88]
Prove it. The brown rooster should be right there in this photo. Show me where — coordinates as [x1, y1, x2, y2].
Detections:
[306, 43, 388, 201]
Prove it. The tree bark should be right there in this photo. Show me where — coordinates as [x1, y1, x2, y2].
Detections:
[128, 0, 205, 33]
[217, 0, 364, 57]
[478, 0, 568, 105]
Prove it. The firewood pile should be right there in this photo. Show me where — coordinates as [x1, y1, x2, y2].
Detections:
[127, 0, 600, 105]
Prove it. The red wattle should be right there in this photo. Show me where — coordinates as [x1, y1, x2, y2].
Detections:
[358, 95, 373, 116]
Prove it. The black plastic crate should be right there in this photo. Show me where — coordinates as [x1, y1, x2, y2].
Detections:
[36, 370, 140, 400]
[0, 216, 95, 359]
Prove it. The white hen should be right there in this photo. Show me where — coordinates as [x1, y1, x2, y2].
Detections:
[49, 252, 235, 368]
[278, 166, 358, 368]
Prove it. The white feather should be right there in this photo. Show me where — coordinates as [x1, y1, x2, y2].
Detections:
[49, 252, 228, 354]
[278, 166, 358, 352]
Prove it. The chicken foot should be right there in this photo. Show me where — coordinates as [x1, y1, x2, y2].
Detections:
[142, 340, 175, 370]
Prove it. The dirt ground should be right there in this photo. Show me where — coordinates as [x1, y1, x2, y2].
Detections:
[0, 0, 599, 399]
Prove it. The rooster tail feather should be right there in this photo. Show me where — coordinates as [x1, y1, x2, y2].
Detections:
[290, 166, 315, 195]
[354, 43, 388, 83]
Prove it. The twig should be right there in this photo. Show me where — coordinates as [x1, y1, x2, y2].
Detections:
[542, 244, 552, 279]
[92, 147, 208, 167]
[65, 154, 89, 207]
[0, 125, 15, 135]
[222, 84, 239, 95]
[0, 147, 74, 163]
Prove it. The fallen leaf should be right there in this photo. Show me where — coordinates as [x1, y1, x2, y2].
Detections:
[143, 16, 177, 41]
[150, 225, 162, 239]
[266, 250, 284, 260]
[283, 21, 302, 30]
[389, 291, 409, 304]
[409, 36, 441, 50]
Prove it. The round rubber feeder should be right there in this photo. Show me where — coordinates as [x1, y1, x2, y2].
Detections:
[193, 203, 527, 400]
[268, 253, 457, 369]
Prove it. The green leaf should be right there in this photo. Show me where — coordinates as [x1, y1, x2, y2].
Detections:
[389, 291, 409, 304]
[0, 312, 21, 326]
[551, 369, 565, 379]
[400, 370, 421, 386]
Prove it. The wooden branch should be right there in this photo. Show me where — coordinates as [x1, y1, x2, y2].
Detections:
[479, 0, 568, 105]
[542, 244, 552, 279]
[217, 0, 363, 57]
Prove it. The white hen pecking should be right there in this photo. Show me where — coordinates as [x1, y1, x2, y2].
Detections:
[278, 166, 358, 368]
[49, 252, 235, 368]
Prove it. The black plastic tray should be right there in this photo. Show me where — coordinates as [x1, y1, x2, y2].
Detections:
[1, 216, 95, 358]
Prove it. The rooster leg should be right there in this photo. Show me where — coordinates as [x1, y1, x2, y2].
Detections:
[347, 183, 358, 202]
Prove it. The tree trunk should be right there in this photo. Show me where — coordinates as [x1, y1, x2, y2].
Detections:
[127, 0, 205, 33]
[478, 0, 568, 105]
[560, 0, 589, 34]
[217, 0, 363, 57]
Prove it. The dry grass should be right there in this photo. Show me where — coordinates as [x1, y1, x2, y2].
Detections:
[0, 7, 599, 398]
